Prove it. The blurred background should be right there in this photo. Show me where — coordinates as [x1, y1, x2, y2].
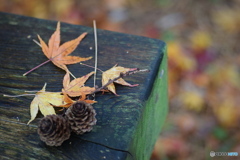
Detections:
[1, 0, 240, 159]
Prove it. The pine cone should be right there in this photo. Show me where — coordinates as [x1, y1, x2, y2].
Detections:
[65, 101, 97, 135]
[38, 114, 71, 146]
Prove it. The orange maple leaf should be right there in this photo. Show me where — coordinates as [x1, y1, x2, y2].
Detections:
[62, 71, 96, 97]
[61, 90, 97, 108]
[37, 21, 92, 71]
[102, 65, 139, 95]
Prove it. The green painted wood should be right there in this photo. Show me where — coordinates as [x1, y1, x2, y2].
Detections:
[0, 12, 168, 160]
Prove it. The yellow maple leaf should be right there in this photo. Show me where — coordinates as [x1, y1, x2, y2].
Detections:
[102, 65, 139, 95]
[27, 83, 65, 124]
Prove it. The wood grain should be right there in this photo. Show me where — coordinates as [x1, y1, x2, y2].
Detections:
[0, 12, 167, 160]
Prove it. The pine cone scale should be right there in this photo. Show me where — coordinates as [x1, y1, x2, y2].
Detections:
[65, 101, 97, 135]
[37, 101, 97, 146]
[38, 115, 71, 146]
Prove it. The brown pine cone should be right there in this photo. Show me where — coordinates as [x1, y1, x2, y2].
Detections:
[37, 114, 71, 146]
[65, 101, 97, 135]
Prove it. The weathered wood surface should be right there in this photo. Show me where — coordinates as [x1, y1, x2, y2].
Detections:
[0, 12, 168, 160]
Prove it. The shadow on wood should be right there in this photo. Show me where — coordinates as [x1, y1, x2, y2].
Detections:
[0, 12, 168, 160]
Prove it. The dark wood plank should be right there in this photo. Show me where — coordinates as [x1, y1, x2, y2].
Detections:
[0, 12, 167, 160]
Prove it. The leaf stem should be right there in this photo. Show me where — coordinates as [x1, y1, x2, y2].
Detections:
[3, 94, 36, 97]
[24, 39, 76, 79]
[33, 39, 41, 47]
[24, 29, 87, 77]
[25, 90, 38, 93]
[90, 69, 149, 95]
[80, 62, 103, 72]
[68, 70, 76, 79]
[23, 59, 51, 76]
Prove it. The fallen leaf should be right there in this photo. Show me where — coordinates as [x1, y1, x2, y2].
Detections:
[207, 62, 240, 89]
[214, 99, 238, 128]
[213, 8, 239, 33]
[38, 21, 92, 71]
[168, 41, 196, 72]
[190, 30, 212, 50]
[63, 71, 96, 97]
[156, 136, 189, 159]
[102, 65, 139, 95]
[27, 83, 65, 124]
[175, 114, 196, 135]
[61, 90, 97, 108]
[180, 90, 204, 112]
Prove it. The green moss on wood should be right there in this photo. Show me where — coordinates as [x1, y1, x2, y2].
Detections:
[0, 12, 167, 160]
[128, 46, 168, 160]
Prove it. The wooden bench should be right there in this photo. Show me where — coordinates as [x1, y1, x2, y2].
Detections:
[0, 12, 168, 160]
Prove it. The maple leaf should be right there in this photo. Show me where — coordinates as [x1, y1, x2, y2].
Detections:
[62, 71, 96, 97]
[27, 83, 65, 125]
[61, 89, 97, 108]
[102, 65, 139, 95]
[37, 21, 92, 71]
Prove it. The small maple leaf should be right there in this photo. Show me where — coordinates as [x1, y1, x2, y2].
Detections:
[102, 65, 139, 95]
[62, 71, 96, 97]
[61, 90, 97, 108]
[27, 83, 65, 125]
[37, 21, 92, 71]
